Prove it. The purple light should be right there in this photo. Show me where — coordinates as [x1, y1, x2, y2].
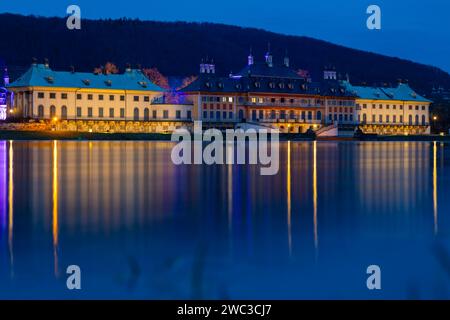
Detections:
[0, 141, 6, 230]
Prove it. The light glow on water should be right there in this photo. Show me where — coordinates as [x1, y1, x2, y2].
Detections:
[0, 140, 448, 299]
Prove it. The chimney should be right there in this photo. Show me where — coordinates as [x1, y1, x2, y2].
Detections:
[265, 42, 273, 67]
[283, 49, 289, 67]
[323, 66, 337, 80]
[248, 48, 254, 66]
[3, 67, 9, 86]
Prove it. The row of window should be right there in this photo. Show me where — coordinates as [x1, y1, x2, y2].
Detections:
[201, 96, 234, 103]
[327, 100, 355, 107]
[250, 110, 322, 121]
[328, 114, 354, 122]
[202, 111, 234, 120]
[203, 103, 233, 110]
[37, 105, 191, 120]
[359, 114, 427, 125]
[37, 92, 151, 102]
[249, 97, 325, 105]
[357, 103, 427, 111]
[329, 107, 354, 113]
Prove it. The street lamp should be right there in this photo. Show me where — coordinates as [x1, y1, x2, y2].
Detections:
[432, 115, 438, 134]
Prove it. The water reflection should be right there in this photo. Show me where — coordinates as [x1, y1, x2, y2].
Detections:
[8, 140, 14, 277]
[287, 141, 292, 255]
[52, 140, 59, 277]
[433, 141, 438, 234]
[0, 140, 448, 298]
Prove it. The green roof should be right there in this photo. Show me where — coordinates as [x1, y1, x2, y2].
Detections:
[7, 64, 164, 92]
[342, 81, 432, 103]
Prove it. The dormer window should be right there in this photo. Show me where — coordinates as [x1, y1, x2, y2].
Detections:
[287, 83, 293, 89]
[138, 81, 147, 88]
[82, 79, 90, 86]
[235, 84, 242, 89]
[269, 82, 275, 89]
[217, 82, 223, 88]
[105, 80, 112, 87]
[254, 82, 261, 88]
[301, 84, 307, 91]
[205, 82, 211, 88]
[45, 76, 54, 84]
[278, 83, 284, 89]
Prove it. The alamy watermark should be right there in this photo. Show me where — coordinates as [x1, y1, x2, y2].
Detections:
[366, 5, 381, 30]
[171, 121, 280, 176]
[66, 5, 81, 30]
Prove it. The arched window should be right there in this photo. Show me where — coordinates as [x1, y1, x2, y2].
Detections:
[144, 108, 150, 121]
[50, 105, 56, 118]
[133, 108, 139, 121]
[363, 114, 367, 123]
[409, 115, 413, 125]
[422, 115, 426, 126]
[38, 105, 44, 118]
[308, 111, 312, 120]
[289, 110, 295, 119]
[238, 109, 244, 120]
[61, 105, 67, 119]
[415, 114, 419, 125]
[316, 110, 322, 121]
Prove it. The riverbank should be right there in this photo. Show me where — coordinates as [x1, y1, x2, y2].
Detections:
[0, 130, 449, 141]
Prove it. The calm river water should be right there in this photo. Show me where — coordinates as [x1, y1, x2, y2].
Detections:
[0, 140, 449, 299]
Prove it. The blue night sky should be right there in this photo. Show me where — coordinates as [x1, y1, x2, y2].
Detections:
[1, 0, 449, 72]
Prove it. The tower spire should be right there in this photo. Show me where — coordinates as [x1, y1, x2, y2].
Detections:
[248, 47, 254, 66]
[283, 49, 289, 67]
[265, 42, 273, 67]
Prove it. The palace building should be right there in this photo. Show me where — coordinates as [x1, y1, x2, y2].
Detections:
[0, 62, 9, 121]
[181, 51, 356, 134]
[342, 81, 432, 135]
[5, 54, 432, 135]
[6, 61, 192, 132]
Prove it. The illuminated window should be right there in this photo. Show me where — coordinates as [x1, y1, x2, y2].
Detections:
[251, 97, 257, 103]
[61, 106, 67, 119]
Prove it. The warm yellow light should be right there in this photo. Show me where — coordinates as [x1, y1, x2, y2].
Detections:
[52, 117, 58, 122]
[88, 128, 93, 133]
[313, 124, 318, 128]
[433, 116, 438, 121]
[440, 132, 445, 136]
[9, 109, 14, 114]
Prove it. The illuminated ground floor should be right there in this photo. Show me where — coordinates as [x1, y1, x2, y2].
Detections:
[359, 124, 431, 135]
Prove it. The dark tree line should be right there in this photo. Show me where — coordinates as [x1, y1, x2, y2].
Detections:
[1, 13, 450, 96]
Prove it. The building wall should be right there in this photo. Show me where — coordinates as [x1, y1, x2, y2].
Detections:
[9, 87, 192, 122]
[355, 99, 430, 133]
